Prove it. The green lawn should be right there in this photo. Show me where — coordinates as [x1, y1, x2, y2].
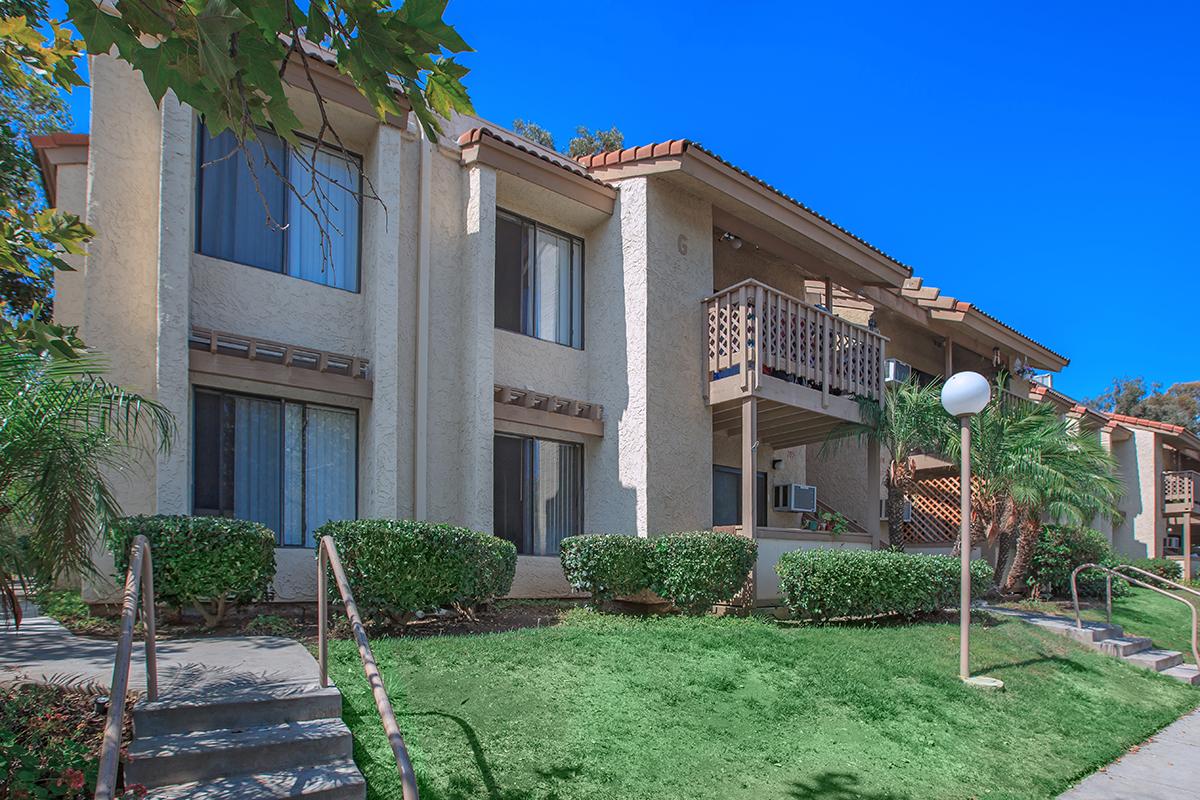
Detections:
[327, 610, 1198, 800]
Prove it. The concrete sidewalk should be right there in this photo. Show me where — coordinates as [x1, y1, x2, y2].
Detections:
[1060, 707, 1200, 799]
[0, 607, 320, 696]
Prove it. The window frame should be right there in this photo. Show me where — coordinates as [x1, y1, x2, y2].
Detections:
[193, 121, 365, 294]
[711, 465, 768, 528]
[191, 386, 360, 548]
[494, 208, 585, 350]
[493, 431, 585, 556]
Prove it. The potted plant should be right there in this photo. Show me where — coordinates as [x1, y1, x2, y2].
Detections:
[820, 511, 849, 536]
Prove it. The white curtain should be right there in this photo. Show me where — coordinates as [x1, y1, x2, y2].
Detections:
[304, 405, 357, 544]
[233, 397, 282, 536]
[532, 440, 581, 555]
[287, 142, 360, 291]
[533, 228, 582, 347]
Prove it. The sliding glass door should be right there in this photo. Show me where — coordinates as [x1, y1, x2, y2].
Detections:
[493, 434, 583, 555]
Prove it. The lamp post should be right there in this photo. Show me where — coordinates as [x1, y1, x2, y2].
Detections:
[940, 372, 1001, 689]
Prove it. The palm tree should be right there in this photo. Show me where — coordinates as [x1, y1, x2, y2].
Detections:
[944, 385, 1121, 590]
[0, 338, 175, 620]
[828, 377, 955, 551]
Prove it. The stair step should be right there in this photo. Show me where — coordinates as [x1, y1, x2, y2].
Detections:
[1093, 636, 1153, 657]
[143, 759, 365, 800]
[1060, 621, 1124, 644]
[1122, 648, 1184, 672]
[1160, 663, 1200, 685]
[134, 683, 342, 737]
[125, 718, 353, 789]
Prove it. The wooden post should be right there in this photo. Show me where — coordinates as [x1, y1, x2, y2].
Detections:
[742, 396, 758, 602]
[824, 276, 834, 310]
[945, 336, 954, 377]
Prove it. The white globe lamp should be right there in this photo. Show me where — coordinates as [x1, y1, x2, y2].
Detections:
[941, 371, 1002, 690]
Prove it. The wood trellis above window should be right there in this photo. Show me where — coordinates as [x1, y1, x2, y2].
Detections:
[493, 384, 603, 437]
[188, 326, 372, 398]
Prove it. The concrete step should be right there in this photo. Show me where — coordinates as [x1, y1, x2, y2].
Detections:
[134, 683, 342, 737]
[1122, 648, 1185, 673]
[1160, 663, 1200, 685]
[143, 759, 365, 800]
[125, 718, 353, 789]
[1092, 636, 1153, 657]
[1059, 621, 1125, 645]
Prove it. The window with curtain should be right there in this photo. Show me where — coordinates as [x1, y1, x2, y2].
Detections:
[492, 434, 582, 555]
[196, 123, 361, 292]
[494, 210, 583, 349]
[711, 466, 768, 528]
[193, 389, 358, 547]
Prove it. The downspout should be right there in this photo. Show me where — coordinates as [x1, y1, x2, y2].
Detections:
[413, 123, 433, 519]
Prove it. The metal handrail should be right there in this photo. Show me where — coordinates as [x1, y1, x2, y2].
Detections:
[1070, 562, 1200, 668]
[95, 535, 158, 800]
[317, 535, 419, 800]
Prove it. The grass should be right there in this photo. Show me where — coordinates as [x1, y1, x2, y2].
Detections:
[327, 610, 1199, 800]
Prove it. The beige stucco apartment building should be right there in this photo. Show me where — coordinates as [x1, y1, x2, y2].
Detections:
[36, 51, 1103, 606]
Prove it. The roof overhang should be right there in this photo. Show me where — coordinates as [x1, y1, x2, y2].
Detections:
[459, 128, 617, 216]
[581, 142, 910, 290]
[30, 133, 89, 207]
[1105, 413, 1200, 460]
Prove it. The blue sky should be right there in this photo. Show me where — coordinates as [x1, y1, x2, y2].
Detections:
[53, 1, 1199, 400]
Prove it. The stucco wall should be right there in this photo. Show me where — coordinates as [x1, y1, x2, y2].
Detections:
[1131, 429, 1164, 557]
[756, 537, 871, 602]
[50, 162, 89, 328]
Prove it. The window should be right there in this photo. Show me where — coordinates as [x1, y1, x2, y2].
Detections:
[196, 124, 361, 291]
[493, 434, 582, 555]
[193, 389, 358, 547]
[495, 210, 583, 348]
[712, 466, 767, 528]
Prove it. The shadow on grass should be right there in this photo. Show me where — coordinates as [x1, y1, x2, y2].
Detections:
[789, 772, 909, 800]
[776, 609, 1001, 629]
[973, 653, 1094, 674]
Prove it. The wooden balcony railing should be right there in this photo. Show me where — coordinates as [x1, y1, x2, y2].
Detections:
[1164, 470, 1200, 510]
[704, 279, 887, 403]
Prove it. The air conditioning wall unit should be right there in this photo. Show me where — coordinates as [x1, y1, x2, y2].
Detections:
[903, 498, 913, 523]
[884, 358, 912, 385]
[880, 498, 915, 522]
[774, 483, 817, 513]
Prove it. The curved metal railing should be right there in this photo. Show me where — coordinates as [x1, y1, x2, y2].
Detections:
[317, 535, 419, 800]
[95, 535, 158, 800]
[1070, 562, 1200, 667]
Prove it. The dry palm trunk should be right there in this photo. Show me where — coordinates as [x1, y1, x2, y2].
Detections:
[885, 460, 916, 551]
[1003, 516, 1042, 593]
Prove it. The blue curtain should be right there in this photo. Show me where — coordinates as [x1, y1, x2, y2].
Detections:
[197, 127, 286, 272]
[304, 405, 357, 544]
[233, 397, 282, 536]
[287, 142, 360, 291]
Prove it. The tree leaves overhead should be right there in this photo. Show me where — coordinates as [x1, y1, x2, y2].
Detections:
[65, 0, 475, 145]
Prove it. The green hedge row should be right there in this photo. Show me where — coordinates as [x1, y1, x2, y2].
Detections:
[318, 519, 516, 624]
[560, 531, 756, 613]
[775, 548, 993, 622]
[1026, 525, 1129, 599]
[107, 515, 276, 626]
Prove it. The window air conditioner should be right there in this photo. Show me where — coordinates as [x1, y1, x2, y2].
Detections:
[903, 498, 913, 523]
[774, 483, 817, 513]
[885, 358, 912, 385]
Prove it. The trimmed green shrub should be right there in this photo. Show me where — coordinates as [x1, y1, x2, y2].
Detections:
[107, 515, 276, 627]
[650, 531, 757, 613]
[776, 548, 993, 622]
[318, 519, 516, 625]
[1122, 557, 1183, 583]
[560, 534, 654, 601]
[1026, 525, 1127, 599]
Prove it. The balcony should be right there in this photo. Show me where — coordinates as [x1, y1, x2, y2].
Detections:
[704, 280, 886, 443]
[1164, 470, 1200, 517]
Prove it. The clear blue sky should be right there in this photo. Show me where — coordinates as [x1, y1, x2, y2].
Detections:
[53, 1, 1199, 400]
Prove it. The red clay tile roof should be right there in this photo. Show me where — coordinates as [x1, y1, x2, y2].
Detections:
[576, 140, 911, 273]
[459, 127, 616, 189]
[29, 132, 89, 149]
[1104, 413, 1189, 436]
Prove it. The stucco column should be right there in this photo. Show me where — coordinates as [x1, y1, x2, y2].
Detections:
[742, 396, 758, 599]
[866, 437, 882, 549]
[362, 123, 405, 518]
[1185, 515, 1194, 582]
[154, 93, 193, 514]
[460, 164, 496, 531]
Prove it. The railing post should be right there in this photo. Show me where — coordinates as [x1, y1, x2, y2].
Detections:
[141, 545, 157, 701]
[318, 543, 329, 689]
[1105, 574, 1112, 624]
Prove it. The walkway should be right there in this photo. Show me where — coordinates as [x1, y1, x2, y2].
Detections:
[1060, 707, 1200, 799]
[0, 606, 318, 694]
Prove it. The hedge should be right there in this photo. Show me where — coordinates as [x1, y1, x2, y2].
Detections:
[107, 515, 276, 627]
[560, 531, 756, 612]
[1026, 525, 1128, 599]
[560, 534, 654, 601]
[317, 519, 516, 625]
[1122, 557, 1182, 583]
[651, 531, 757, 613]
[776, 548, 994, 622]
